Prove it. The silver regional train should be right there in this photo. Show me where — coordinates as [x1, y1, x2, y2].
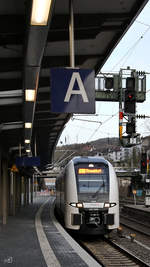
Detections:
[55, 156, 119, 235]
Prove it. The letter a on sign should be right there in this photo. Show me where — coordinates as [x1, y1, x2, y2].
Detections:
[64, 72, 89, 103]
[50, 68, 95, 113]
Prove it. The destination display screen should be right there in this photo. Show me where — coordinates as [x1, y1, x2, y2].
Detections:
[78, 168, 103, 174]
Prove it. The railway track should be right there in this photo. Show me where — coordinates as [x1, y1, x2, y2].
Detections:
[120, 214, 150, 237]
[120, 204, 150, 237]
[119, 200, 144, 206]
[58, 211, 150, 266]
[77, 236, 149, 267]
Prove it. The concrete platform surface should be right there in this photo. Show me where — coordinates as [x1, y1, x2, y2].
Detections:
[0, 195, 101, 267]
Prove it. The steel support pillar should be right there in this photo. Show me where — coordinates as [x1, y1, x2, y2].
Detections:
[24, 177, 27, 206]
[2, 159, 8, 224]
[16, 175, 21, 210]
[12, 173, 16, 216]
[31, 176, 33, 204]
[26, 178, 29, 205]
[0, 154, 2, 220]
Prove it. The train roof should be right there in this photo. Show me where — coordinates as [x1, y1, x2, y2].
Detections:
[70, 156, 109, 165]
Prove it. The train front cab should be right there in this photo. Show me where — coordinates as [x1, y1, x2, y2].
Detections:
[64, 158, 119, 235]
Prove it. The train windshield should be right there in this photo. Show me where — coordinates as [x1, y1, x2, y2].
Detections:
[75, 163, 109, 202]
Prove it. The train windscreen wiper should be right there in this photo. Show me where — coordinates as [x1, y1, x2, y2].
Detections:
[92, 181, 105, 198]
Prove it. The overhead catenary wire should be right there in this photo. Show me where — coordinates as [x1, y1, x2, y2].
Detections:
[136, 20, 150, 27]
[72, 118, 102, 124]
[110, 20, 150, 71]
[86, 112, 118, 142]
[62, 110, 118, 145]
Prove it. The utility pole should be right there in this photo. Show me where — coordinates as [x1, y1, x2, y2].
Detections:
[145, 152, 150, 207]
[118, 67, 146, 147]
[140, 150, 150, 207]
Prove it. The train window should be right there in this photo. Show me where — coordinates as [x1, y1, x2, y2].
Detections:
[75, 163, 109, 198]
[78, 175, 108, 193]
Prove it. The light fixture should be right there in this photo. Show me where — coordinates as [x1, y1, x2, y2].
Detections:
[25, 122, 32, 129]
[25, 139, 30, 144]
[31, 0, 52, 25]
[104, 202, 117, 208]
[25, 89, 35, 102]
[104, 203, 110, 208]
[70, 202, 83, 208]
[26, 149, 31, 153]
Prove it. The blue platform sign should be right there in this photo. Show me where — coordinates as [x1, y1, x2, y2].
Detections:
[50, 68, 95, 113]
[16, 156, 40, 167]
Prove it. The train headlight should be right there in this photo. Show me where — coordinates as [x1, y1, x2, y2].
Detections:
[76, 203, 83, 208]
[104, 202, 116, 208]
[70, 203, 77, 207]
[70, 202, 83, 208]
[104, 202, 110, 208]
[110, 203, 116, 207]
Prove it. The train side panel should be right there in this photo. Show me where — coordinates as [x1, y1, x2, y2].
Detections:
[108, 162, 119, 230]
[55, 170, 65, 215]
[64, 161, 80, 230]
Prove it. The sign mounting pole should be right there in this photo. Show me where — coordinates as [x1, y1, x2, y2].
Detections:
[51, 1, 95, 114]
[69, 0, 75, 68]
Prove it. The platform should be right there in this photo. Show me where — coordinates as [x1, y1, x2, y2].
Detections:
[123, 204, 150, 213]
[0, 194, 101, 267]
[121, 204, 150, 226]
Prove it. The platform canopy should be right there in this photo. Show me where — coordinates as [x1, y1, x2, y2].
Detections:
[0, 0, 148, 170]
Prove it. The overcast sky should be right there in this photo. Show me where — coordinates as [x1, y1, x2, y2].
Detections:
[58, 1, 150, 146]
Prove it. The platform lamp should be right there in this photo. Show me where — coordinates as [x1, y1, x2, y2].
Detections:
[25, 89, 36, 102]
[25, 139, 30, 144]
[24, 87, 35, 149]
[24, 129, 32, 154]
[24, 122, 32, 155]
[31, 0, 54, 26]
[25, 122, 32, 129]
[25, 144, 31, 155]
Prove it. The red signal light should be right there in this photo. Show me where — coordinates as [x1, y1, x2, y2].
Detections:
[119, 112, 123, 120]
[124, 89, 136, 113]
[128, 94, 133, 99]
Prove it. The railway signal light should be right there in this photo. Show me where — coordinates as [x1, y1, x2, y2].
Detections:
[141, 153, 147, 174]
[126, 77, 135, 89]
[126, 117, 135, 135]
[124, 77, 136, 114]
[105, 77, 114, 89]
